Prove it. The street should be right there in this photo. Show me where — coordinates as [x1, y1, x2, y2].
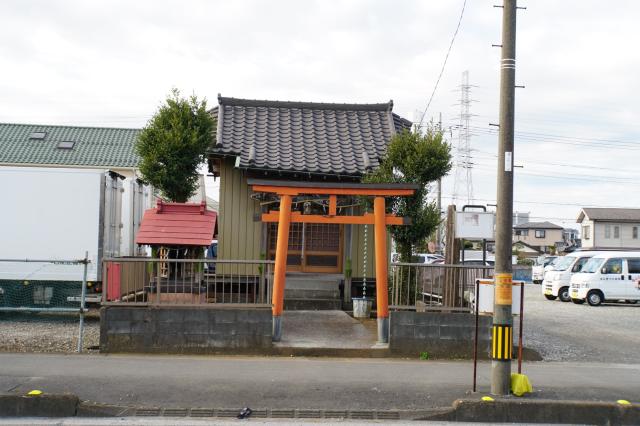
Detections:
[1, 353, 638, 411]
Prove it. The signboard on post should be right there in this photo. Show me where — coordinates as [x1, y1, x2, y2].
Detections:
[455, 211, 495, 240]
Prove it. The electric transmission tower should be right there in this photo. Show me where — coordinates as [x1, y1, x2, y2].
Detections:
[451, 70, 475, 206]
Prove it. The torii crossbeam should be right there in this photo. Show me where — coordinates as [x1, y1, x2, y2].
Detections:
[248, 179, 417, 343]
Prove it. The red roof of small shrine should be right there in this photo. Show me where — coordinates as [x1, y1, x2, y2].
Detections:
[135, 201, 217, 247]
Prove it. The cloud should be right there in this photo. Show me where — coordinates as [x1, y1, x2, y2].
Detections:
[1, 0, 638, 226]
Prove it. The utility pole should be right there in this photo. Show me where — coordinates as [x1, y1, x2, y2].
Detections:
[492, 0, 517, 396]
[436, 113, 443, 253]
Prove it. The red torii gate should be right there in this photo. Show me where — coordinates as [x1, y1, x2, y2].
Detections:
[248, 179, 417, 343]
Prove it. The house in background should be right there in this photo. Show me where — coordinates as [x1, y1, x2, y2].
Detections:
[512, 241, 542, 259]
[512, 221, 564, 254]
[207, 95, 411, 308]
[577, 208, 640, 250]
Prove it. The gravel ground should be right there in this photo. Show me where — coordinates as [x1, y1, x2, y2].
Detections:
[0, 312, 100, 353]
[521, 283, 640, 363]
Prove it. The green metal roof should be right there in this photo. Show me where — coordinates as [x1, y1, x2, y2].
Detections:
[0, 122, 141, 168]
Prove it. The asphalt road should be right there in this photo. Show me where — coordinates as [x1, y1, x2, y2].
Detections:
[1, 353, 638, 410]
[521, 283, 640, 363]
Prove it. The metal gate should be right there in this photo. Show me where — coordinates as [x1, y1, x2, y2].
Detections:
[267, 223, 343, 273]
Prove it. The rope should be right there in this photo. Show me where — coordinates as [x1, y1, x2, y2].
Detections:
[362, 223, 368, 298]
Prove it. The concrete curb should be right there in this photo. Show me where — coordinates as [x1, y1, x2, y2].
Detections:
[3, 394, 638, 424]
[423, 398, 640, 425]
[0, 394, 78, 417]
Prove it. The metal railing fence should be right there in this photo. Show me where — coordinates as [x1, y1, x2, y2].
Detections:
[102, 258, 274, 306]
[390, 263, 493, 312]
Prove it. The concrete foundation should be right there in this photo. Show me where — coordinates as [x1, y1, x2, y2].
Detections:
[100, 305, 272, 354]
[389, 311, 492, 358]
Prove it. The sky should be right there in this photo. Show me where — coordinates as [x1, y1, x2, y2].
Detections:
[1, 0, 639, 231]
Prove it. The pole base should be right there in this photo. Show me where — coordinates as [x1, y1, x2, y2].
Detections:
[491, 359, 512, 395]
[272, 315, 282, 342]
[377, 317, 389, 344]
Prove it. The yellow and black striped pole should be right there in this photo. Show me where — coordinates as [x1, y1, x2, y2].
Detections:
[492, 323, 513, 361]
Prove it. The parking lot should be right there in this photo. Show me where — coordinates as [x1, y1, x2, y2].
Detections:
[522, 283, 640, 363]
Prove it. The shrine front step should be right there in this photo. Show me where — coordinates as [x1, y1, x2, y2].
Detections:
[284, 298, 342, 311]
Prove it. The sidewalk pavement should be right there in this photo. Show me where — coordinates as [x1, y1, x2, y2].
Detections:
[1, 353, 638, 411]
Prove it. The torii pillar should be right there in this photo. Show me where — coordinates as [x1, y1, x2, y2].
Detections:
[373, 196, 390, 342]
[248, 179, 416, 344]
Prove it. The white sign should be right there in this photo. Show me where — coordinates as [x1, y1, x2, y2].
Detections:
[455, 211, 495, 240]
[477, 279, 522, 316]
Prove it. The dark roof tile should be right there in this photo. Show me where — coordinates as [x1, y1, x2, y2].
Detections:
[209, 95, 411, 176]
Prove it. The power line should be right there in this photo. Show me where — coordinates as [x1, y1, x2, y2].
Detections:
[440, 194, 638, 209]
[417, 0, 467, 128]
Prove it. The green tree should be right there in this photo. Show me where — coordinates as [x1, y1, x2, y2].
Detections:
[136, 89, 216, 202]
[364, 128, 452, 262]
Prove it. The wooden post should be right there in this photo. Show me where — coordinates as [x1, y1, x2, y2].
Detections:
[272, 194, 292, 341]
[374, 196, 389, 343]
[443, 205, 460, 307]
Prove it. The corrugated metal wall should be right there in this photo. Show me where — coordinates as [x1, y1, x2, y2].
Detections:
[218, 160, 262, 263]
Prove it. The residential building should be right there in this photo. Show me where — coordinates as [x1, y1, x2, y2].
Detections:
[577, 208, 640, 250]
[512, 221, 564, 254]
[513, 211, 530, 226]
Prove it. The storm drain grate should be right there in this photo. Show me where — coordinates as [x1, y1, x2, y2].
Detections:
[163, 408, 188, 417]
[135, 408, 161, 417]
[250, 409, 268, 418]
[350, 410, 375, 420]
[217, 408, 239, 417]
[297, 409, 323, 418]
[324, 410, 348, 418]
[271, 409, 295, 418]
[135, 407, 403, 420]
[377, 410, 400, 420]
[190, 408, 214, 417]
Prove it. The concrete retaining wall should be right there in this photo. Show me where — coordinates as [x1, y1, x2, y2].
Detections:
[100, 306, 272, 354]
[389, 311, 492, 358]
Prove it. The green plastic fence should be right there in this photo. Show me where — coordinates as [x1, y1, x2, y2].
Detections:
[0, 280, 82, 311]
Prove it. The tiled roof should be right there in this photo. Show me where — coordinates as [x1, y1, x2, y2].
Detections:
[136, 201, 217, 247]
[578, 207, 640, 223]
[513, 221, 563, 230]
[0, 122, 141, 168]
[208, 95, 412, 176]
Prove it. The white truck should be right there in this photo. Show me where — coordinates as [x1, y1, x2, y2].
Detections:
[541, 251, 601, 302]
[0, 167, 150, 297]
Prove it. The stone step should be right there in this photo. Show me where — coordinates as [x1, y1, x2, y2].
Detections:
[285, 273, 343, 291]
[285, 288, 340, 300]
[284, 298, 342, 311]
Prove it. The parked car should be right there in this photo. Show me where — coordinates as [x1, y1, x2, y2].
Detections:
[532, 256, 558, 284]
[541, 251, 602, 302]
[570, 252, 640, 306]
[411, 253, 444, 264]
[204, 239, 218, 273]
[461, 259, 494, 267]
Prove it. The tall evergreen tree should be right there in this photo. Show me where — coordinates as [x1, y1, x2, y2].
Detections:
[136, 89, 215, 202]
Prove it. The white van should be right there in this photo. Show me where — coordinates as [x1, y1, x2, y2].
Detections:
[570, 252, 640, 306]
[532, 256, 558, 284]
[541, 251, 602, 302]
